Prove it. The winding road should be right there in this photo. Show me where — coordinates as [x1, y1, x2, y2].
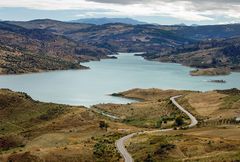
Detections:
[115, 95, 198, 162]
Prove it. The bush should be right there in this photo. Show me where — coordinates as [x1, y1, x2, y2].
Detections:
[144, 154, 154, 162]
[0, 135, 26, 151]
[175, 116, 184, 127]
[99, 121, 109, 130]
[154, 144, 176, 155]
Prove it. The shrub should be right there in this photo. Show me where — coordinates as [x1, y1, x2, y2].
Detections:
[175, 116, 184, 127]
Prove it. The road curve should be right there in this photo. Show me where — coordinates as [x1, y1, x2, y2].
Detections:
[115, 95, 198, 162]
[170, 95, 198, 128]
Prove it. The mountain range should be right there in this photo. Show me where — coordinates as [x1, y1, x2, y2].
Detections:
[1, 19, 240, 74]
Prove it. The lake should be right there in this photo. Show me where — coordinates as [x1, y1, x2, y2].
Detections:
[0, 53, 239, 107]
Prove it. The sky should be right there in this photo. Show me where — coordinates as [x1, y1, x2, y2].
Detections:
[0, 0, 240, 25]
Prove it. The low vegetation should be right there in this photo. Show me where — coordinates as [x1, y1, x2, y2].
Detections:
[127, 127, 240, 162]
[94, 89, 192, 128]
[0, 89, 136, 162]
[190, 68, 231, 76]
[95, 88, 240, 161]
[177, 89, 240, 126]
[93, 133, 124, 162]
[1, 88, 240, 162]
[0, 46, 87, 75]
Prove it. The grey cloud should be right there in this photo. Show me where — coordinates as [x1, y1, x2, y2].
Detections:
[87, 0, 240, 11]
[86, 0, 148, 4]
[86, 0, 240, 18]
[87, 0, 239, 5]
[87, 0, 240, 4]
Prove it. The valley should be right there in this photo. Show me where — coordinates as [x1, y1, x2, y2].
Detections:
[1, 19, 240, 75]
[1, 1, 240, 162]
[0, 18, 240, 162]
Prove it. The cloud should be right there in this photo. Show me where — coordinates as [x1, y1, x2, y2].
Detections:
[86, 0, 240, 18]
[0, 0, 240, 22]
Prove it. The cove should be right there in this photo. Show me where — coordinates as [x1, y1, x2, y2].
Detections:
[0, 53, 239, 107]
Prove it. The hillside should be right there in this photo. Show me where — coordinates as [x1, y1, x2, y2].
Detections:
[130, 88, 240, 162]
[0, 45, 86, 74]
[94, 89, 192, 128]
[9, 20, 193, 53]
[7, 19, 92, 35]
[64, 24, 193, 54]
[0, 88, 240, 162]
[96, 88, 240, 162]
[142, 37, 240, 75]
[159, 24, 240, 40]
[0, 89, 137, 162]
[0, 21, 114, 74]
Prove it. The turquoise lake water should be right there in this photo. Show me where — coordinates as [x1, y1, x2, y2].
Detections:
[0, 53, 239, 107]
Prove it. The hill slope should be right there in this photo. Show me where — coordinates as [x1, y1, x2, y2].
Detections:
[0, 21, 114, 74]
[159, 24, 240, 40]
[0, 89, 135, 162]
[65, 24, 194, 54]
[141, 36, 240, 74]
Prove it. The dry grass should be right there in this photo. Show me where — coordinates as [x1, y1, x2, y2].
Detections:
[1, 88, 239, 162]
[190, 68, 231, 76]
[185, 91, 225, 117]
[0, 89, 137, 162]
[179, 89, 240, 122]
[115, 88, 191, 101]
[127, 126, 240, 162]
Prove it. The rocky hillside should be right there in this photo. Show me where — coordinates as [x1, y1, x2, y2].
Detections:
[0, 21, 113, 74]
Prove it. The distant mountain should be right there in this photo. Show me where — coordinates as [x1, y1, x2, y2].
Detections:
[71, 17, 147, 25]
[191, 24, 199, 27]
[174, 23, 187, 26]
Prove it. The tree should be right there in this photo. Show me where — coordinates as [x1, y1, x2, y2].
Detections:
[175, 116, 184, 127]
[99, 121, 108, 131]
[156, 118, 162, 128]
[144, 154, 154, 162]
